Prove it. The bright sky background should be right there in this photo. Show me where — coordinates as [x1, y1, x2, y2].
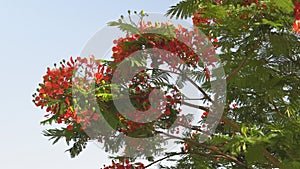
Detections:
[0, 1, 184, 169]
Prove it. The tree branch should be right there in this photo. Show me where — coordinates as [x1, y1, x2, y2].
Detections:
[261, 148, 280, 168]
[182, 101, 209, 112]
[152, 67, 214, 103]
[175, 68, 214, 103]
[221, 115, 239, 131]
[144, 152, 185, 168]
[226, 56, 248, 82]
[269, 101, 286, 119]
[155, 130, 249, 168]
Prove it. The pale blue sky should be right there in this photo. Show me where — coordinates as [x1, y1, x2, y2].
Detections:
[0, 1, 182, 168]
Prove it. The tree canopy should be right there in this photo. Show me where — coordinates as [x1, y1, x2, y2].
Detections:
[33, 0, 300, 168]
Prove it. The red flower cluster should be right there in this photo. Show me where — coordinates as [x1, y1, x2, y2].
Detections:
[115, 70, 182, 135]
[112, 34, 198, 68]
[102, 160, 145, 169]
[33, 56, 108, 130]
[293, 1, 300, 34]
[112, 34, 141, 63]
[108, 22, 218, 136]
[71, 56, 111, 129]
[114, 22, 218, 68]
[243, 0, 258, 6]
[76, 56, 111, 84]
[33, 57, 76, 126]
[192, 11, 210, 27]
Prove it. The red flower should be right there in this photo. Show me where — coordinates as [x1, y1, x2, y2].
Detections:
[44, 81, 52, 88]
[135, 86, 140, 92]
[67, 125, 74, 130]
[243, 0, 258, 6]
[294, 1, 300, 20]
[57, 118, 62, 124]
[95, 73, 104, 84]
[65, 97, 70, 105]
[293, 1, 300, 34]
[293, 20, 300, 34]
[102, 160, 145, 169]
[192, 11, 210, 26]
[215, 0, 222, 4]
[165, 108, 171, 115]
[201, 111, 209, 118]
[183, 143, 188, 152]
[92, 113, 99, 121]
[232, 103, 237, 109]
[204, 67, 210, 79]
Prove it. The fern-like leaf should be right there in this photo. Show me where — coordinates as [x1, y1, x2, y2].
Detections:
[166, 0, 201, 19]
[107, 21, 140, 34]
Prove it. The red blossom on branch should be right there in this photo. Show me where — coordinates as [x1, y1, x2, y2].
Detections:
[33, 56, 109, 130]
[102, 159, 145, 169]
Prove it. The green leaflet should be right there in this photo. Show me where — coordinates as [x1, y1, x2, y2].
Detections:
[271, 0, 294, 14]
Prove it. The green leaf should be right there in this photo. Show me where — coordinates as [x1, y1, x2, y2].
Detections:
[166, 0, 200, 19]
[40, 112, 60, 125]
[107, 21, 120, 26]
[245, 145, 266, 164]
[107, 22, 140, 34]
[280, 161, 300, 169]
[241, 124, 247, 137]
[205, 4, 226, 20]
[271, 0, 294, 14]
[261, 19, 283, 29]
[269, 33, 290, 57]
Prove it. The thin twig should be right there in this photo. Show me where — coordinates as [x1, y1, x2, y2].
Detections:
[182, 101, 209, 112]
[269, 101, 286, 118]
[149, 67, 214, 103]
[174, 67, 214, 103]
[144, 152, 185, 168]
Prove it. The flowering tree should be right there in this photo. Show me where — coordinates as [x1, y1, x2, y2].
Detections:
[33, 0, 300, 168]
